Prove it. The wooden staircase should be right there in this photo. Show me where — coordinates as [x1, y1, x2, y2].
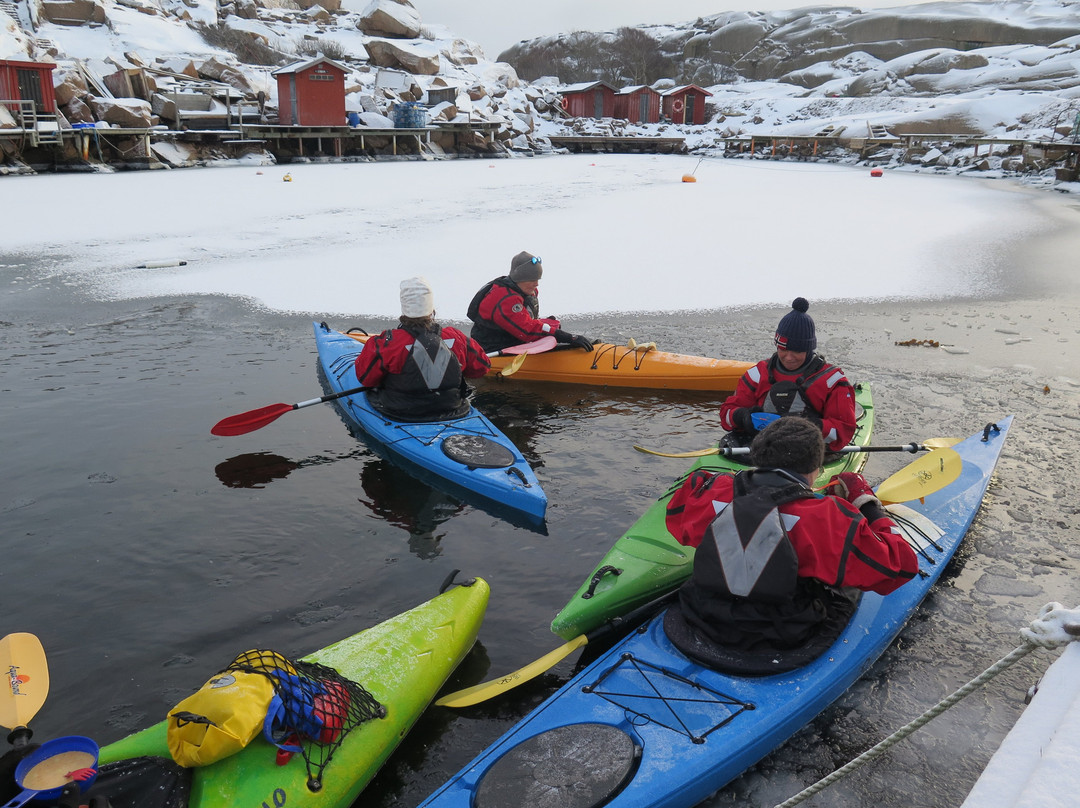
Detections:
[868, 122, 896, 140]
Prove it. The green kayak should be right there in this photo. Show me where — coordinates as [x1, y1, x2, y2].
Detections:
[98, 576, 489, 808]
[550, 384, 874, 640]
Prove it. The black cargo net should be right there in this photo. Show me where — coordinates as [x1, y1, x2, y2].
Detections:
[581, 654, 754, 744]
[227, 649, 386, 792]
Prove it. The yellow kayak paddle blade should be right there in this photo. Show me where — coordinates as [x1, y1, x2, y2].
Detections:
[922, 437, 961, 449]
[435, 634, 589, 708]
[876, 448, 962, 505]
[0, 632, 49, 730]
[499, 352, 529, 377]
[633, 445, 720, 458]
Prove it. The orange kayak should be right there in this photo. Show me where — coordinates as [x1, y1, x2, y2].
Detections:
[486, 342, 753, 391]
[342, 331, 752, 392]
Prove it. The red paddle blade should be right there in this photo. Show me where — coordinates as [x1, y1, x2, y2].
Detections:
[211, 403, 294, 436]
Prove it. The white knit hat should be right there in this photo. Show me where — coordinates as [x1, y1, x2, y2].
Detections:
[400, 276, 434, 318]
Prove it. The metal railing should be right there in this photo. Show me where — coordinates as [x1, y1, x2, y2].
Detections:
[0, 99, 62, 146]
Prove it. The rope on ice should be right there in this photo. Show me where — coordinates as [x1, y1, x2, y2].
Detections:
[773, 602, 1080, 808]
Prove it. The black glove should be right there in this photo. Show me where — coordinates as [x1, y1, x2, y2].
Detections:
[732, 407, 762, 433]
[569, 334, 594, 352]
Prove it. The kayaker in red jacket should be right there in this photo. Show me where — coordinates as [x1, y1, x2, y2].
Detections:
[354, 277, 491, 422]
[718, 297, 856, 452]
[467, 251, 594, 353]
[664, 417, 918, 655]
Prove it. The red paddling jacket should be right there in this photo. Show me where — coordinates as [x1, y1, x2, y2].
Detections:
[665, 468, 918, 651]
[718, 353, 857, 451]
[354, 322, 490, 422]
[467, 276, 561, 352]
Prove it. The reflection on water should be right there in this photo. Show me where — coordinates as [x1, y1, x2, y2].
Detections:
[358, 459, 464, 559]
[214, 452, 302, 488]
[213, 450, 363, 488]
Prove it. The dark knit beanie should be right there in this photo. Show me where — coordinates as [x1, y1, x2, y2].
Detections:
[750, 417, 825, 475]
[773, 297, 817, 353]
[509, 251, 542, 282]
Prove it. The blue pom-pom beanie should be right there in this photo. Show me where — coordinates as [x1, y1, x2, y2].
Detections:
[774, 297, 817, 353]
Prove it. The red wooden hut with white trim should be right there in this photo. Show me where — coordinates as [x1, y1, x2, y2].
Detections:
[614, 85, 661, 124]
[662, 84, 712, 126]
[273, 56, 348, 126]
[557, 81, 617, 120]
[0, 59, 57, 115]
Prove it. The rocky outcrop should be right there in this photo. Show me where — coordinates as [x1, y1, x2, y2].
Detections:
[39, 0, 106, 25]
[366, 38, 440, 74]
[89, 96, 154, 127]
[358, 0, 422, 38]
[196, 56, 256, 94]
[681, 3, 1080, 81]
[504, 0, 1080, 85]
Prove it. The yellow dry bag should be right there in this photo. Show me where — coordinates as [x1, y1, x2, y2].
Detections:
[166, 650, 295, 767]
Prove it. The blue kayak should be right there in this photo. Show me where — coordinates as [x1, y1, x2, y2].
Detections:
[313, 322, 547, 521]
[419, 416, 1013, 808]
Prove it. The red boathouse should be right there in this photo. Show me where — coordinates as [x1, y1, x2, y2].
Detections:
[614, 85, 661, 124]
[662, 84, 712, 126]
[558, 81, 617, 120]
[0, 59, 57, 114]
[273, 56, 348, 127]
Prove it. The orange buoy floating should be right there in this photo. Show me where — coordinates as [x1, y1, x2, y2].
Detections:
[870, 168, 884, 177]
[681, 174, 697, 183]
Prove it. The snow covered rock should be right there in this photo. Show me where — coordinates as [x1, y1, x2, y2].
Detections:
[358, 0, 422, 39]
[366, 38, 439, 75]
[52, 65, 89, 106]
[40, 0, 106, 25]
[356, 110, 395, 127]
[427, 101, 456, 122]
[196, 57, 256, 94]
[294, 0, 341, 12]
[89, 96, 154, 127]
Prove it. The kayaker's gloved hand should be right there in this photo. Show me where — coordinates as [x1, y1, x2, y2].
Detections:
[828, 472, 881, 513]
[732, 407, 763, 433]
[555, 330, 595, 352]
[569, 334, 594, 352]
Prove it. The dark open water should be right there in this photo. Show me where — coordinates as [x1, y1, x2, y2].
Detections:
[3, 258, 1079, 808]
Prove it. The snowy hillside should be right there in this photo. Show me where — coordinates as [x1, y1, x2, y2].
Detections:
[512, 0, 1080, 147]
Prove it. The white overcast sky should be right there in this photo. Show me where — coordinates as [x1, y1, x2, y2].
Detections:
[409, 0, 939, 59]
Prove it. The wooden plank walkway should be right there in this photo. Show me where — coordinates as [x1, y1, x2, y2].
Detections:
[547, 135, 685, 154]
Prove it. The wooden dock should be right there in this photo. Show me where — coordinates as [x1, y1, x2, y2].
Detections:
[0, 116, 507, 171]
[547, 135, 686, 154]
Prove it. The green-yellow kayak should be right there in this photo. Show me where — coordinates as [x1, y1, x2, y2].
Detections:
[99, 577, 489, 808]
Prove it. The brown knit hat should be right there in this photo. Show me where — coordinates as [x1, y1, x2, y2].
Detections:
[749, 417, 825, 474]
[509, 251, 542, 282]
